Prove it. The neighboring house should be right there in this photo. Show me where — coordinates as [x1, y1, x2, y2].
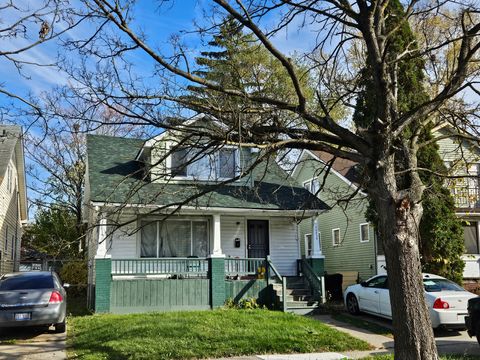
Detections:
[434, 123, 480, 287]
[0, 125, 28, 274]
[84, 119, 328, 313]
[293, 124, 480, 287]
[293, 150, 377, 282]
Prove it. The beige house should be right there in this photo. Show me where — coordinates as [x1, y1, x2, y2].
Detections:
[0, 125, 28, 274]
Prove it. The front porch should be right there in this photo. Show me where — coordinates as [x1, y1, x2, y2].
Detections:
[95, 256, 325, 313]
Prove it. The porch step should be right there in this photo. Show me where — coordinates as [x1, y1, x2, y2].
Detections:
[278, 294, 313, 302]
[272, 275, 320, 312]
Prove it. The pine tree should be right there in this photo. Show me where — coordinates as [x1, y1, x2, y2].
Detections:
[354, 0, 465, 283]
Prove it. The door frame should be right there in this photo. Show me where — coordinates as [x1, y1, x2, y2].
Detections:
[246, 219, 270, 258]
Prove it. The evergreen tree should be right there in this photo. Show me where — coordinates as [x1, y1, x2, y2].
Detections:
[185, 17, 314, 126]
[354, 0, 464, 283]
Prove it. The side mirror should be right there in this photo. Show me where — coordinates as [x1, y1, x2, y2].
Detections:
[63, 283, 70, 289]
[360, 281, 367, 287]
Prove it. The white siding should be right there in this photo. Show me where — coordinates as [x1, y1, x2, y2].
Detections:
[269, 218, 298, 276]
[220, 217, 246, 258]
[109, 218, 138, 258]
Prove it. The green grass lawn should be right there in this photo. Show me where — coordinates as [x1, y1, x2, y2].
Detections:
[68, 309, 371, 359]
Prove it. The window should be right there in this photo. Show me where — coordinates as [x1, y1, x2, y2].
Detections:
[304, 232, 321, 257]
[360, 223, 370, 243]
[140, 219, 209, 258]
[463, 221, 479, 254]
[303, 181, 311, 192]
[10, 235, 15, 260]
[332, 228, 340, 246]
[0, 273, 54, 290]
[365, 276, 388, 288]
[4, 226, 7, 252]
[6, 166, 12, 193]
[303, 178, 320, 195]
[170, 147, 238, 180]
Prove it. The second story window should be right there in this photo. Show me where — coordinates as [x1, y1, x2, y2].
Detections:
[170, 147, 238, 180]
[303, 178, 320, 195]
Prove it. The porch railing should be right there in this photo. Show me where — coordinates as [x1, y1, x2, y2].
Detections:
[301, 259, 326, 304]
[450, 186, 480, 208]
[225, 258, 266, 277]
[111, 258, 208, 277]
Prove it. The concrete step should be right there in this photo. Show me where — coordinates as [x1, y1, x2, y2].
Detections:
[286, 307, 318, 315]
[286, 300, 319, 307]
[272, 283, 309, 291]
[272, 287, 311, 296]
[277, 294, 314, 302]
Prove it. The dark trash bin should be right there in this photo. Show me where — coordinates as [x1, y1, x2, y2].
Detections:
[325, 273, 343, 301]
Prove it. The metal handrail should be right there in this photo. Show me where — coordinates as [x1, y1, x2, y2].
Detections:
[301, 259, 326, 304]
[266, 256, 286, 312]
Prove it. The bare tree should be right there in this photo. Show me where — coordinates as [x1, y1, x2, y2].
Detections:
[40, 0, 480, 359]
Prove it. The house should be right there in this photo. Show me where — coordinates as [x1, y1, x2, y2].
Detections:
[84, 119, 329, 313]
[0, 125, 28, 274]
[293, 150, 377, 282]
[293, 124, 480, 289]
[434, 123, 480, 290]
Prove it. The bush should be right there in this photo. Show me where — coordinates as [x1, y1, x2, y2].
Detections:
[60, 260, 88, 296]
[224, 297, 265, 310]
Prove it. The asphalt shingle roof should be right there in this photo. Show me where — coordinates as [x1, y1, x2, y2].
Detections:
[87, 134, 328, 211]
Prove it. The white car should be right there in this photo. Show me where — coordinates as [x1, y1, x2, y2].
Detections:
[344, 273, 477, 329]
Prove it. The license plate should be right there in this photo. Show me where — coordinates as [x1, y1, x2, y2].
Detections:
[14, 312, 31, 321]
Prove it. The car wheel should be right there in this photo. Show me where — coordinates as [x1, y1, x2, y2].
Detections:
[346, 293, 360, 315]
[54, 319, 66, 333]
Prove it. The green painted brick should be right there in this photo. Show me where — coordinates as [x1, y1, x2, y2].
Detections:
[209, 257, 225, 308]
[95, 258, 112, 313]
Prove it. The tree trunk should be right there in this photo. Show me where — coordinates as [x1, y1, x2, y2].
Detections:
[371, 181, 439, 359]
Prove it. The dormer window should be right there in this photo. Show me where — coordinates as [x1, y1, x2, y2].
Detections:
[170, 147, 239, 180]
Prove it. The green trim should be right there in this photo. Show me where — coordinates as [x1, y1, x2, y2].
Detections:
[95, 258, 112, 313]
[209, 257, 226, 308]
[307, 258, 325, 276]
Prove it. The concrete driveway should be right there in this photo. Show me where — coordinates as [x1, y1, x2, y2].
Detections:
[343, 313, 480, 356]
[0, 326, 66, 360]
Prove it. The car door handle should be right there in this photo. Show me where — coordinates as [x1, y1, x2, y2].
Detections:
[374, 290, 379, 294]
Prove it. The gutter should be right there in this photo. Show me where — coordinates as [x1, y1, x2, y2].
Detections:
[89, 201, 326, 218]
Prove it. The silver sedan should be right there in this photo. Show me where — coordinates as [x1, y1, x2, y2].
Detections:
[0, 271, 68, 333]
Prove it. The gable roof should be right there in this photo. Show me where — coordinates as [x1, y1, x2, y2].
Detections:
[86, 134, 328, 213]
[312, 151, 361, 187]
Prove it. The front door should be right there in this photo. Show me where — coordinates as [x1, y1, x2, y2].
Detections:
[247, 220, 269, 258]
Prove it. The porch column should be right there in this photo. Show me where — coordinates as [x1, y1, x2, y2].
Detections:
[209, 214, 225, 308]
[95, 216, 110, 259]
[211, 214, 224, 257]
[311, 217, 322, 257]
[94, 213, 111, 313]
[309, 216, 325, 276]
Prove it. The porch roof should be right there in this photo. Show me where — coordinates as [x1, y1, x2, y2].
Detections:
[86, 134, 329, 212]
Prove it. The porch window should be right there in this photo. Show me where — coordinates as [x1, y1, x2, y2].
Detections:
[140, 220, 209, 258]
[170, 147, 238, 180]
[463, 221, 479, 254]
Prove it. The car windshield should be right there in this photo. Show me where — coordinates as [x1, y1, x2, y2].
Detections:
[423, 278, 464, 292]
[0, 274, 54, 290]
